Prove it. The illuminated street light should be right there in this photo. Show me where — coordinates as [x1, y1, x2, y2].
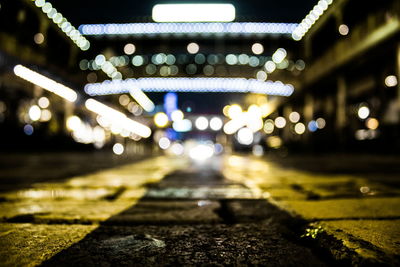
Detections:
[14, 65, 77, 102]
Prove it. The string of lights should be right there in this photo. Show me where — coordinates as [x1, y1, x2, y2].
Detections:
[79, 22, 298, 37]
[32, 0, 90, 50]
[84, 78, 294, 96]
[292, 0, 334, 41]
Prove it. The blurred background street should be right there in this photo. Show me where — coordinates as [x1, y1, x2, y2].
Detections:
[1, 0, 400, 265]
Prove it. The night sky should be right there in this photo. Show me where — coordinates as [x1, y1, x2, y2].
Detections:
[54, 0, 317, 25]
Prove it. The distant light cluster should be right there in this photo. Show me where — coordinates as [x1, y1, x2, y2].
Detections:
[292, 0, 333, 41]
[84, 78, 294, 96]
[33, 0, 90, 50]
[79, 22, 298, 37]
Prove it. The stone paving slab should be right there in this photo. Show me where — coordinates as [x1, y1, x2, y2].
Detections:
[277, 198, 400, 220]
[106, 200, 222, 225]
[0, 199, 141, 223]
[40, 223, 326, 266]
[319, 220, 400, 257]
[0, 223, 97, 267]
[263, 188, 308, 200]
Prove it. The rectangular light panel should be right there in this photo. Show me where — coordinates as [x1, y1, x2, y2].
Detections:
[152, 4, 235, 22]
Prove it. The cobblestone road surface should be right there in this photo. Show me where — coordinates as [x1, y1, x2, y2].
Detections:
[0, 154, 399, 266]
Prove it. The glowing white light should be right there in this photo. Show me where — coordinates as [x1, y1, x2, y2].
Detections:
[40, 109, 52, 121]
[113, 143, 124, 155]
[294, 123, 306, 134]
[358, 106, 370, 120]
[223, 117, 246, 135]
[256, 70, 267, 81]
[84, 78, 294, 97]
[129, 88, 155, 112]
[152, 4, 235, 22]
[251, 43, 264, 55]
[172, 119, 192, 132]
[274, 117, 286, 128]
[210, 117, 223, 131]
[132, 55, 144, 66]
[246, 116, 263, 132]
[187, 42, 199, 54]
[14, 65, 77, 102]
[264, 61, 276, 73]
[385, 75, 398, 87]
[79, 22, 298, 37]
[170, 143, 184, 155]
[124, 43, 136, 55]
[228, 104, 242, 119]
[195, 116, 208, 130]
[292, 0, 334, 41]
[159, 137, 171, 150]
[28, 105, 41, 121]
[33, 1, 89, 50]
[189, 144, 214, 161]
[171, 110, 184, 121]
[237, 127, 253, 145]
[93, 126, 106, 143]
[66, 116, 82, 131]
[34, 33, 44, 44]
[38, 96, 50, 108]
[338, 24, 349, 35]
[85, 98, 151, 138]
[289, 111, 300, 123]
[272, 48, 287, 64]
[252, 145, 264, 156]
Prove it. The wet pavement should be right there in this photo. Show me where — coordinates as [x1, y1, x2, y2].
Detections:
[0, 154, 400, 266]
